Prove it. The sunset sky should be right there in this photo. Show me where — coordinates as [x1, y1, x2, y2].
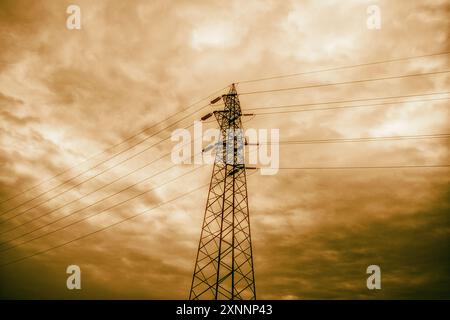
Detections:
[0, 0, 449, 299]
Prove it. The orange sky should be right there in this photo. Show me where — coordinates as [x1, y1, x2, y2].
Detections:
[0, 0, 449, 299]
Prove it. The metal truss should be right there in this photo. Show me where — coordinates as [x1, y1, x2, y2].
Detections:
[189, 84, 256, 300]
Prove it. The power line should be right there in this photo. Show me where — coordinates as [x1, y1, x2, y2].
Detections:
[239, 70, 450, 95]
[0, 98, 216, 217]
[0, 145, 261, 258]
[0, 163, 177, 238]
[3, 96, 448, 226]
[0, 182, 210, 268]
[0, 132, 208, 229]
[0, 146, 259, 244]
[5, 132, 443, 237]
[0, 169, 258, 268]
[0, 104, 207, 214]
[237, 51, 450, 84]
[275, 165, 450, 170]
[0, 133, 214, 239]
[0, 143, 178, 227]
[0, 86, 227, 206]
[253, 97, 450, 116]
[260, 134, 450, 145]
[3, 73, 447, 215]
[245, 91, 450, 111]
[0, 122, 191, 218]
[0, 164, 209, 254]
[3, 51, 449, 206]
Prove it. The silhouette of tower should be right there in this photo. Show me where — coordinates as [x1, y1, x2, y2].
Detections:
[189, 84, 256, 300]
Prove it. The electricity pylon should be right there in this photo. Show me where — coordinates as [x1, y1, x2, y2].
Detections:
[189, 84, 256, 300]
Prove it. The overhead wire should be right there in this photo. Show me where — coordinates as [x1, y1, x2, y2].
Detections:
[0, 182, 209, 268]
[239, 70, 450, 96]
[275, 165, 450, 170]
[0, 147, 260, 251]
[0, 133, 212, 237]
[0, 167, 259, 268]
[0, 85, 228, 207]
[244, 91, 450, 111]
[259, 134, 450, 145]
[0, 164, 209, 254]
[0, 96, 225, 218]
[252, 97, 450, 116]
[237, 51, 450, 84]
[2, 51, 450, 267]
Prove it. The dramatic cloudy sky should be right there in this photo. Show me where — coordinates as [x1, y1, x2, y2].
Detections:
[0, 0, 449, 299]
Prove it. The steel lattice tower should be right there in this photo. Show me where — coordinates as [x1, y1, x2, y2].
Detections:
[189, 84, 256, 300]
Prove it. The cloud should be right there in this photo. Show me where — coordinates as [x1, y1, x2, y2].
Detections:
[0, 0, 449, 299]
